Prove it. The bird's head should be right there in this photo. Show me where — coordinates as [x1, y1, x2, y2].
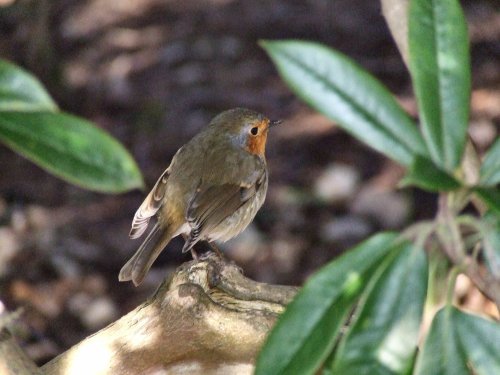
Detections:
[210, 108, 281, 156]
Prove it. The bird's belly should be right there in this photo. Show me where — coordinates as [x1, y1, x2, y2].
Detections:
[207, 189, 266, 243]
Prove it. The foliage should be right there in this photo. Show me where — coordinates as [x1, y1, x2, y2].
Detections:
[257, 0, 500, 374]
[0, 59, 143, 193]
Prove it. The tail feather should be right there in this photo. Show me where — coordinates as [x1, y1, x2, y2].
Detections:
[119, 223, 173, 286]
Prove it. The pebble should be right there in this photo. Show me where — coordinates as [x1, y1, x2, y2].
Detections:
[319, 215, 372, 244]
[61, 237, 103, 263]
[0, 227, 20, 277]
[68, 293, 118, 330]
[469, 119, 497, 150]
[24, 339, 60, 363]
[10, 209, 28, 233]
[313, 163, 360, 204]
[224, 224, 263, 263]
[50, 253, 83, 279]
[82, 297, 118, 330]
[271, 238, 304, 274]
[25, 205, 52, 230]
[351, 188, 411, 229]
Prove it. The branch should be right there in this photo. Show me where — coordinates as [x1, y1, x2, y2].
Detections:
[438, 194, 500, 311]
[41, 253, 297, 375]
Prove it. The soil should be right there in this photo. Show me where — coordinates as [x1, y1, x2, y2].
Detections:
[0, 0, 498, 365]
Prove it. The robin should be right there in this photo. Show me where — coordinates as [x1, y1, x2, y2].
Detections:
[119, 108, 280, 286]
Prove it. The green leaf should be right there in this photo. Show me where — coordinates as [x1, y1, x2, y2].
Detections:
[0, 59, 143, 193]
[409, 0, 471, 171]
[260, 40, 427, 167]
[475, 188, 500, 215]
[255, 233, 399, 375]
[481, 213, 500, 279]
[0, 59, 57, 112]
[329, 241, 427, 374]
[400, 155, 461, 191]
[454, 308, 500, 374]
[414, 307, 469, 375]
[0, 111, 144, 193]
[480, 138, 500, 186]
[415, 307, 500, 375]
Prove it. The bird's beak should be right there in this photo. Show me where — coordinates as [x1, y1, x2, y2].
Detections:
[269, 119, 282, 128]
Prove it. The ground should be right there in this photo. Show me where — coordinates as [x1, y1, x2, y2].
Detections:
[0, 0, 498, 364]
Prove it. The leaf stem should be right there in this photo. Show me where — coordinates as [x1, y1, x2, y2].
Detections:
[446, 266, 462, 306]
[437, 193, 500, 312]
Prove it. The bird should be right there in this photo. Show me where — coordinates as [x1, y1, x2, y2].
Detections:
[119, 108, 280, 286]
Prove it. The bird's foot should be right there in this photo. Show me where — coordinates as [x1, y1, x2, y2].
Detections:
[207, 242, 225, 259]
[190, 248, 199, 260]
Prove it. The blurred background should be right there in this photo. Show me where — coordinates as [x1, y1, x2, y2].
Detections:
[0, 0, 498, 365]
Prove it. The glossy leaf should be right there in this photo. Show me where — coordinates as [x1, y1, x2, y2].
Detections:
[480, 138, 500, 186]
[475, 188, 500, 215]
[255, 233, 399, 375]
[481, 213, 500, 279]
[400, 155, 461, 191]
[414, 307, 469, 375]
[0, 59, 57, 112]
[409, 0, 471, 171]
[329, 241, 427, 374]
[0, 111, 144, 193]
[454, 308, 500, 373]
[415, 307, 500, 375]
[260, 40, 427, 167]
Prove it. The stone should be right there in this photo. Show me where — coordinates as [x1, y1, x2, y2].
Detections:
[313, 163, 360, 204]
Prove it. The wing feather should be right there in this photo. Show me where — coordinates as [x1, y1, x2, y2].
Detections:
[182, 169, 266, 253]
[129, 168, 169, 239]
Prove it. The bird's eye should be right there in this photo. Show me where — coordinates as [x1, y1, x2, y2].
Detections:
[250, 126, 259, 136]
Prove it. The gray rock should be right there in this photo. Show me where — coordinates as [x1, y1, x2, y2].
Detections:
[313, 163, 360, 204]
[224, 224, 263, 263]
[68, 293, 118, 330]
[351, 188, 411, 229]
[0, 227, 20, 276]
[319, 215, 372, 244]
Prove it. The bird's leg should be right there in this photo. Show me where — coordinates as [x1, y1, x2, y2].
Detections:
[190, 248, 199, 260]
[181, 233, 199, 260]
[207, 242, 224, 258]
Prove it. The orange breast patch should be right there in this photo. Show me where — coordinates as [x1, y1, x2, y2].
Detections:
[245, 120, 269, 156]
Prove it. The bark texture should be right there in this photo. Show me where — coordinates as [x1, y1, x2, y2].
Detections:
[36, 253, 297, 375]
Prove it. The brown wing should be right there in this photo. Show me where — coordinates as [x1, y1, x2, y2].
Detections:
[182, 170, 266, 253]
[129, 168, 169, 239]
